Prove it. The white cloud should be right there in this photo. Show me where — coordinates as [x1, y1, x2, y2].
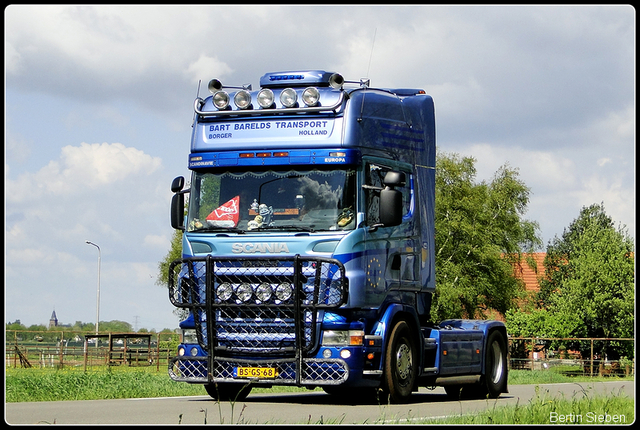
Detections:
[143, 234, 170, 249]
[7, 142, 162, 201]
[185, 54, 233, 87]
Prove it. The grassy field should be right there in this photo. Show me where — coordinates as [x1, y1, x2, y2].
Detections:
[5, 367, 634, 424]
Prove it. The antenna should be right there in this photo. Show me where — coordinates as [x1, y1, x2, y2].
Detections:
[359, 28, 377, 122]
[193, 80, 202, 125]
[366, 28, 377, 79]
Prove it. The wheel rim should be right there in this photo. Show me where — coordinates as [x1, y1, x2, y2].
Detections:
[396, 342, 413, 381]
[490, 341, 504, 384]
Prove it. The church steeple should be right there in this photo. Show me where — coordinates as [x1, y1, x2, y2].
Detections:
[49, 310, 58, 328]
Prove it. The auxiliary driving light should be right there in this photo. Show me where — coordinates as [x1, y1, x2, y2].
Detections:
[256, 282, 273, 302]
[257, 88, 275, 108]
[275, 282, 294, 301]
[216, 282, 233, 301]
[302, 87, 320, 106]
[280, 88, 298, 108]
[212, 91, 230, 110]
[234, 90, 252, 109]
[236, 283, 253, 302]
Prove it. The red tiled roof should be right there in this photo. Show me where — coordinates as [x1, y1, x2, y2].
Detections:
[512, 252, 546, 292]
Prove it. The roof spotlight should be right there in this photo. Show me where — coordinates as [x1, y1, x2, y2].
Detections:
[257, 88, 275, 108]
[212, 91, 230, 110]
[280, 88, 298, 108]
[302, 87, 320, 107]
[234, 90, 252, 109]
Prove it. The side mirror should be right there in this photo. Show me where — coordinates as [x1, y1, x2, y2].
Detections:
[379, 188, 402, 227]
[171, 193, 185, 230]
[170, 176, 186, 230]
[379, 171, 405, 227]
[383, 171, 405, 187]
[171, 176, 185, 193]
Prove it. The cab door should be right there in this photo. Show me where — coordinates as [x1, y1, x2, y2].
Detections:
[362, 159, 420, 308]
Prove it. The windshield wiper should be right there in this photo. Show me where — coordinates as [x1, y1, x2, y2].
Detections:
[192, 226, 245, 234]
[253, 225, 315, 233]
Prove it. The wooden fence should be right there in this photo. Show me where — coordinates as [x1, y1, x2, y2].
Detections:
[5, 331, 635, 377]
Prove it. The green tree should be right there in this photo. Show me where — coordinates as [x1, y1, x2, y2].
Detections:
[99, 320, 133, 333]
[433, 151, 542, 321]
[523, 203, 634, 359]
[156, 229, 183, 288]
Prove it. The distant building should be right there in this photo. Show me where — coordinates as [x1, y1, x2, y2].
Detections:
[49, 310, 58, 329]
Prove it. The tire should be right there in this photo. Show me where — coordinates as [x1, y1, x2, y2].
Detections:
[204, 382, 252, 401]
[484, 330, 508, 398]
[383, 320, 417, 403]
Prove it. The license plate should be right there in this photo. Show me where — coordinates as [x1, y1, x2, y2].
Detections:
[234, 366, 278, 379]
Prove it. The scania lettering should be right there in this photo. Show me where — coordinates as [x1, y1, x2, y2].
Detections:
[167, 70, 508, 403]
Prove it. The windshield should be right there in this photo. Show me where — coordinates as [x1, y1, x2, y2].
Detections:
[187, 168, 356, 233]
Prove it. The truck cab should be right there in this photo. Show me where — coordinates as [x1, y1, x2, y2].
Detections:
[167, 70, 508, 403]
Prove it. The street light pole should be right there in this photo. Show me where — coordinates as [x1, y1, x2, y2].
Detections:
[85, 241, 101, 335]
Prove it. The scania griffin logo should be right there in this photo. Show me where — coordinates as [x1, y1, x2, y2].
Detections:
[231, 243, 290, 254]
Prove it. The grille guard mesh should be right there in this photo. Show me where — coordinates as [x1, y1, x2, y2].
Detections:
[169, 255, 348, 383]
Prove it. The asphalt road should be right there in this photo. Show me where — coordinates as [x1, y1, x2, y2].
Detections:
[5, 381, 634, 425]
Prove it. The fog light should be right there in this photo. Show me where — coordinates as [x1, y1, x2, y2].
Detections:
[323, 349, 332, 358]
[178, 347, 185, 356]
[340, 349, 351, 359]
[280, 88, 297, 107]
[190, 347, 199, 356]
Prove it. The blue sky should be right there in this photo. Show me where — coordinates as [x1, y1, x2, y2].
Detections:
[5, 5, 635, 330]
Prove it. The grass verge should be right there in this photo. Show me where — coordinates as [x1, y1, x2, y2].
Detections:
[420, 386, 634, 425]
[5, 366, 634, 404]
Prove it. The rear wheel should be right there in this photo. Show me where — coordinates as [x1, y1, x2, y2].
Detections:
[443, 331, 507, 400]
[383, 320, 417, 403]
[484, 330, 508, 398]
[204, 382, 252, 401]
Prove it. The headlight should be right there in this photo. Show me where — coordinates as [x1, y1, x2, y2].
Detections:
[182, 329, 198, 344]
[280, 88, 297, 108]
[322, 330, 365, 346]
[236, 283, 253, 302]
[256, 282, 273, 302]
[212, 91, 230, 110]
[234, 90, 252, 109]
[257, 88, 275, 108]
[302, 87, 320, 106]
[275, 282, 293, 301]
[216, 282, 233, 301]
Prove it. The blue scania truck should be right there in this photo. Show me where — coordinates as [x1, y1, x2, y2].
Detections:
[167, 70, 508, 403]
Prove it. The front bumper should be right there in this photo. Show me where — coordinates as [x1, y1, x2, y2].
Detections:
[169, 355, 349, 385]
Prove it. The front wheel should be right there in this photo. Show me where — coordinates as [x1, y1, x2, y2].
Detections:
[383, 320, 417, 403]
